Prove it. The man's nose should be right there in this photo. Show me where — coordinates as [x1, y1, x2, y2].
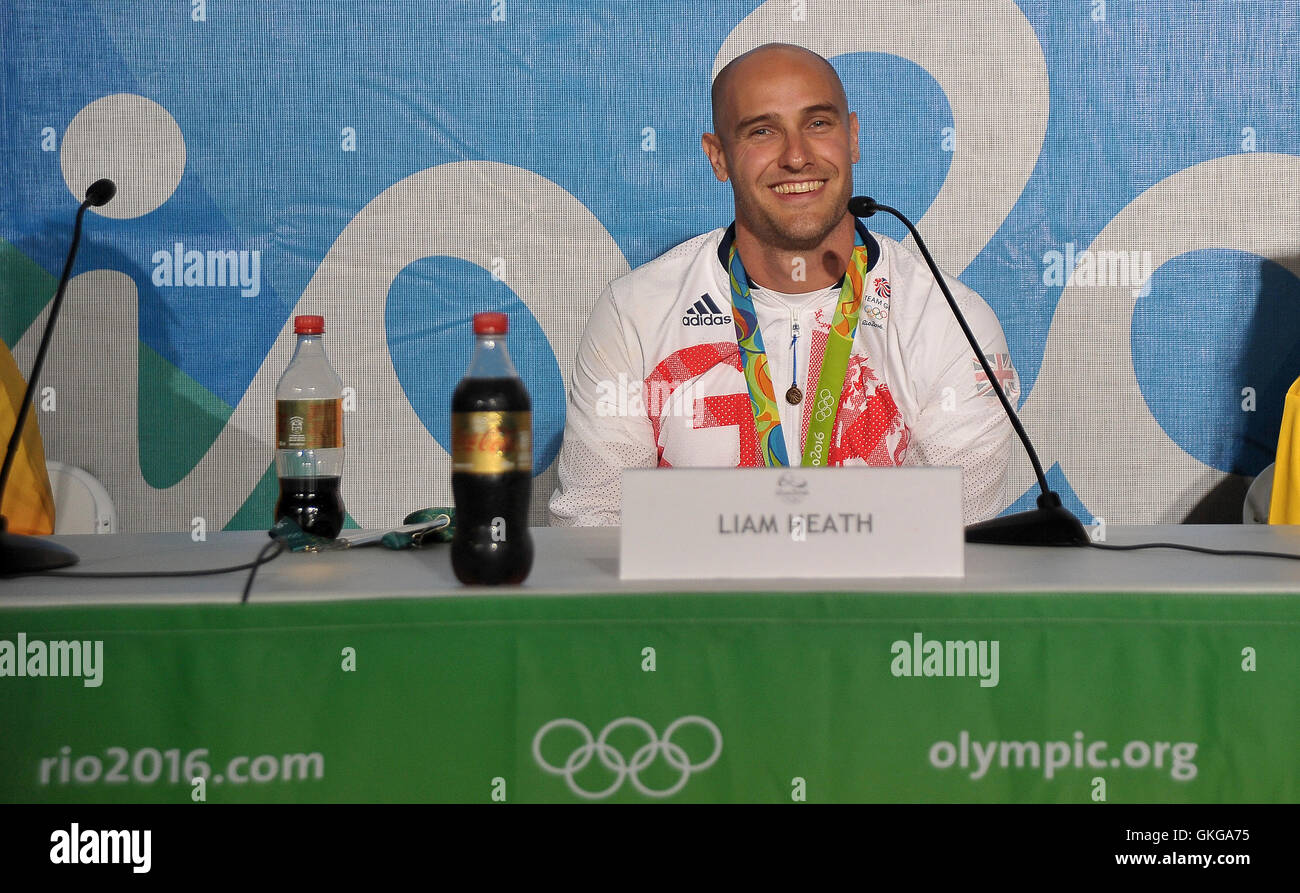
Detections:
[780, 131, 810, 169]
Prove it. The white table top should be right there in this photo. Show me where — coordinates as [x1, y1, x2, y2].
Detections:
[2, 525, 1300, 607]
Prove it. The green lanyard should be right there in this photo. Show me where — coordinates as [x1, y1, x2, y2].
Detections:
[726, 228, 869, 466]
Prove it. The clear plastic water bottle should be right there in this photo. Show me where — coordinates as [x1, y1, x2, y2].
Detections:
[274, 315, 346, 537]
[451, 312, 533, 584]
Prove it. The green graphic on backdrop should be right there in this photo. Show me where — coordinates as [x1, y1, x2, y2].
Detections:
[0, 240, 57, 346]
[0, 591, 1294, 804]
[138, 342, 235, 489]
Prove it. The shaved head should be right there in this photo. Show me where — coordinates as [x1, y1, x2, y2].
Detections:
[700, 42, 860, 286]
[711, 43, 849, 140]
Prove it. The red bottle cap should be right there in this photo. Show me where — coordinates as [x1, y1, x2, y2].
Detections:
[294, 315, 324, 334]
[473, 312, 508, 335]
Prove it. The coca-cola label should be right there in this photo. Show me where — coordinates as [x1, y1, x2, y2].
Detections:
[277, 398, 343, 450]
[452, 411, 532, 474]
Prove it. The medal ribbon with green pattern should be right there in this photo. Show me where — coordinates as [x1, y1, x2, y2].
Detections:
[726, 227, 868, 467]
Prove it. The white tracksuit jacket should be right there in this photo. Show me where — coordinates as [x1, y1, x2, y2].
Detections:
[548, 223, 1020, 526]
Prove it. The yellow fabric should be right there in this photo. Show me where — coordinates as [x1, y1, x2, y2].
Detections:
[0, 341, 55, 535]
[1268, 375, 1300, 524]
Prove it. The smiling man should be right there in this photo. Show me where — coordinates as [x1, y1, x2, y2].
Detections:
[549, 43, 1019, 526]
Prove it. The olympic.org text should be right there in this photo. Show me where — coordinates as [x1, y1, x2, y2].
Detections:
[39, 746, 323, 786]
[929, 731, 1196, 780]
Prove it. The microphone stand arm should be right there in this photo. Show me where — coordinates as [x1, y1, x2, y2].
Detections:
[0, 197, 97, 574]
[850, 197, 1089, 546]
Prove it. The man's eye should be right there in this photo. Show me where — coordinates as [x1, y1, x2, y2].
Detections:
[810, 119, 830, 129]
[750, 127, 771, 136]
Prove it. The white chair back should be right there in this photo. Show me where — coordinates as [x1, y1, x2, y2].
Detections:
[47, 460, 117, 534]
[1243, 463, 1274, 524]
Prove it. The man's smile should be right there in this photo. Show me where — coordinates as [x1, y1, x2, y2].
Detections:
[770, 179, 828, 196]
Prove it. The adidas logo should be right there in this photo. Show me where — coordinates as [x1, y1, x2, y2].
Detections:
[682, 293, 732, 326]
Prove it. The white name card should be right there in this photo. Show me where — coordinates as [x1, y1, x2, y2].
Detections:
[619, 467, 963, 580]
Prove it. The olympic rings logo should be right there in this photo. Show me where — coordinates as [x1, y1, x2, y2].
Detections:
[813, 389, 838, 422]
[531, 716, 723, 799]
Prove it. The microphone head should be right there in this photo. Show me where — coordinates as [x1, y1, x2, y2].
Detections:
[847, 195, 878, 218]
[84, 179, 117, 207]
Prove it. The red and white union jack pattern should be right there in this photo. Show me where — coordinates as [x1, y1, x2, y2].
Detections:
[973, 353, 1017, 398]
[873, 277, 890, 299]
[643, 334, 910, 468]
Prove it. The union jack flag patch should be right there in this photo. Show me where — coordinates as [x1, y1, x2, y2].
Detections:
[973, 353, 1017, 398]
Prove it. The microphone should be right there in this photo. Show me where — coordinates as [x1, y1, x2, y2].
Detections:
[0, 179, 117, 575]
[848, 195, 1089, 546]
[85, 178, 117, 208]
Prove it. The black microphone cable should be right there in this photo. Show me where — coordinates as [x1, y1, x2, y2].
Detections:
[1084, 539, 1300, 560]
[5, 539, 287, 602]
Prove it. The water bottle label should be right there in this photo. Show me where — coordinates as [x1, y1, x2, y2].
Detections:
[451, 411, 532, 474]
[277, 398, 343, 449]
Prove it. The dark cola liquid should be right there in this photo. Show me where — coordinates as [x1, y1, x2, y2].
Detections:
[275, 475, 345, 539]
[451, 376, 534, 585]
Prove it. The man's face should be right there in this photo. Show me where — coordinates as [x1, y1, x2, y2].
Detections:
[703, 51, 860, 252]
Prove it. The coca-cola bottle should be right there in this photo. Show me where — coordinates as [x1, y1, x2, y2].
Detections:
[451, 312, 533, 584]
[274, 314, 346, 538]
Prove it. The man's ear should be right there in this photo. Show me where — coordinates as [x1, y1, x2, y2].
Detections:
[701, 133, 730, 183]
[849, 112, 860, 165]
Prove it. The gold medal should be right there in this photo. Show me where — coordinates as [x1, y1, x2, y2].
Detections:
[785, 386, 802, 405]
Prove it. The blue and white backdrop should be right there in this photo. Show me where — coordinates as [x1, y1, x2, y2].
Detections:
[2, 0, 1299, 531]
